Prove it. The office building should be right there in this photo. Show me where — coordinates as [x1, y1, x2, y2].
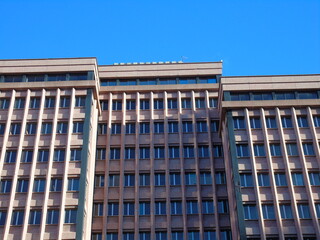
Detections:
[0, 58, 319, 240]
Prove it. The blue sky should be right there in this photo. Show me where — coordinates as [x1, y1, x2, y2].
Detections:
[0, 0, 319, 76]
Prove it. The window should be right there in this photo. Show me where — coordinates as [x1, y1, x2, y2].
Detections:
[220, 230, 232, 240]
[202, 200, 214, 214]
[68, 178, 79, 191]
[184, 146, 195, 158]
[270, 144, 282, 156]
[154, 99, 164, 110]
[50, 178, 62, 192]
[96, 148, 106, 160]
[169, 146, 180, 158]
[75, 96, 86, 107]
[297, 91, 318, 99]
[297, 116, 308, 127]
[197, 121, 208, 132]
[0, 123, 5, 135]
[45, 97, 55, 108]
[218, 199, 229, 213]
[198, 145, 209, 158]
[0, 211, 6, 226]
[200, 172, 212, 185]
[123, 233, 134, 240]
[250, 117, 261, 129]
[92, 233, 103, 240]
[182, 121, 193, 133]
[60, 96, 70, 108]
[286, 143, 298, 156]
[315, 203, 320, 218]
[16, 179, 29, 192]
[230, 93, 250, 101]
[140, 232, 151, 240]
[69, 73, 87, 80]
[155, 201, 166, 215]
[266, 117, 277, 128]
[110, 148, 120, 160]
[252, 92, 272, 100]
[262, 205, 275, 219]
[156, 232, 167, 240]
[139, 173, 150, 186]
[106, 233, 118, 240]
[204, 231, 216, 240]
[100, 100, 108, 110]
[155, 173, 165, 186]
[29, 97, 40, 109]
[111, 123, 121, 134]
[124, 174, 135, 187]
[97, 123, 107, 134]
[168, 121, 179, 133]
[38, 149, 49, 162]
[309, 172, 320, 186]
[313, 116, 320, 127]
[125, 123, 135, 134]
[95, 175, 105, 187]
[303, 143, 315, 155]
[240, 173, 253, 187]
[253, 144, 265, 157]
[181, 98, 191, 109]
[29, 210, 41, 224]
[236, 144, 249, 157]
[41, 122, 52, 134]
[11, 210, 24, 225]
[279, 204, 293, 219]
[297, 204, 311, 219]
[126, 100, 136, 110]
[93, 203, 104, 216]
[195, 98, 205, 108]
[275, 92, 295, 100]
[73, 122, 83, 133]
[209, 98, 218, 108]
[70, 148, 82, 161]
[14, 98, 25, 109]
[112, 100, 122, 111]
[171, 201, 182, 215]
[46, 209, 59, 224]
[185, 173, 197, 185]
[275, 173, 287, 186]
[33, 179, 45, 192]
[53, 149, 65, 162]
[139, 202, 150, 215]
[213, 145, 223, 157]
[154, 146, 165, 159]
[167, 99, 177, 109]
[139, 147, 150, 159]
[233, 117, 245, 129]
[10, 123, 21, 135]
[0, 179, 12, 193]
[125, 147, 135, 159]
[140, 99, 150, 110]
[188, 231, 200, 240]
[215, 172, 226, 184]
[154, 122, 164, 133]
[21, 150, 33, 163]
[140, 122, 150, 134]
[0, 98, 10, 109]
[186, 201, 198, 214]
[243, 205, 258, 219]
[172, 232, 184, 240]
[170, 173, 181, 186]
[5, 150, 17, 163]
[282, 117, 293, 128]
[108, 174, 119, 187]
[292, 173, 304, 186]
[258, 173, 270, 186]
[108, 203, 119, 216]
[211, 120, 219, 132]
[65, 209, 77, 223]
[25, 122, 36, 134]
[56, 122, 68, 134]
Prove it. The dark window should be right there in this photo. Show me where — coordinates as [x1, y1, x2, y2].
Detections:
[155, 173, 165, 186]
[5, 150, 17, 163]
[38, 149, 49, 162]
[10, 123, 21, 135]
[68, 178, 80, 191]
[250, 117, 261, 129]
[286, 143, 298, 156]
[57, 122, 68, 134]
[209, 98, 218, 108]
[72, 122, 84, 133]
[198, 145, 209, 158]
[154, 122, 164, 133]
[292, 173, 304, 186]
[125, 147, 135, 159]
[139, 147, 150, 159]
[243, 205, 258, 219]
[186, 201, 198, 214]
[262, 205, 275, 219]
[70, 148, 82, 161]
[195, 98, 205, 108]
[297, 204, 311, 218]
[126, 100, 136, 110]
[279, 204, 293, 219]
[275, 173, 287, 186]
[140, 100, 150, 110]
[154, 146, 165, 159]
[111, 123, 121, 134]
[240, 173, 253, 187]
[64, 209, 77, 223]
[0, 211, 6, 226]
[200, 172, 212, 185]
[48, 74, 66, 81]
[112, 100, 122, 111]
[171, 201, 182, 215]
[254, 144, 265, 157]
[0, 179, 12, 193]
[21, 150, 33, 163]
[275, 92, 295, 100]
[95, 175, 105, 187]
[183, 146, 195, 158]
[185, 172, 197, 185]
[230, 93, 250, 101]
[282, 117, 293, 128]
[168, 121, 178, 133]
[26, 74, 45, 82]
[75, 96, 86, 107]
[125, 123, 135, 134]
[297, 91, 318, 99]
[45, 97, 55, 108]
[60, 96, 70, 108]
[29, 97, 40, 109]
[309, 172, 320, 186]
[182, 121, 193, 133]
[29, 210, 41, 224]
[258, 173, 270, 186]
[100, 100, 108, 110]
[140, 122, 150, 134]
[0, 98, 10, 109]
[236, 144, 249, 157]
[270, 144, 282, 156]
[69, 73, 87, 80]
[154, 99, 163, 110]
[50, 178, 62, 192]
[252, 93, 272, 100]
[46, 209, 59, 224]
[139, 174, 150, 186]
[167, 99, 177, 109]
[297, 116, 308, 127]
[108, 175, 119, 187]
[0, 123, 5, 135]
[110, 148, 120, 159]
[170, 173, 181, 186]
[14, 98, 25, 109]
[123, 203, 135, 216]
[16, 179, 29, 192]
[233, 117, 245, 129]
[181, 98, 191, 109]
[197, 121, 208, 132]
[139, 202, 150, 215]
[266, 117, 277, 128]
[98, 123, 107, 134]
[11, 210, 24, 225]
[313, 116, 320, 127]
[303, 143, 315, 155]
[155, 201, 166, 215]
[124, 174, 135, 187]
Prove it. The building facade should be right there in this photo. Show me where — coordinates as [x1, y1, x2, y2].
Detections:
[0, 58, 319, 240]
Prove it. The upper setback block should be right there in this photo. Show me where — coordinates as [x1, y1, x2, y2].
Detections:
[98, 62, 222, 79]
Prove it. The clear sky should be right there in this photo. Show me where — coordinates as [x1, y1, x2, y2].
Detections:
[0, 0, 319, 76]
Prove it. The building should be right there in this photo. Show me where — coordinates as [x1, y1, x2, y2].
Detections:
[0, 58, 319, 240]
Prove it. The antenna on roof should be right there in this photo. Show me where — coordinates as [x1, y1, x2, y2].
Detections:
[181, 56, 188, 62]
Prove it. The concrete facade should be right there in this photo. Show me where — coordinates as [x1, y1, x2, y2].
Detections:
[0, 58, 319, 240]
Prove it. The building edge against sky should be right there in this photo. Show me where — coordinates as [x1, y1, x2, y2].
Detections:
[0, 57, 319, 240]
